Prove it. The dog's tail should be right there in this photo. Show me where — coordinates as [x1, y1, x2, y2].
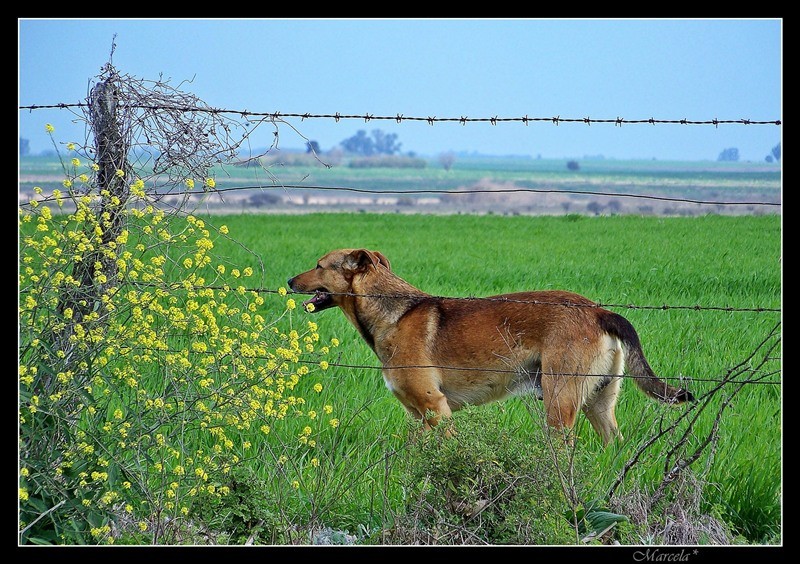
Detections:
[599, 310, 695, 404]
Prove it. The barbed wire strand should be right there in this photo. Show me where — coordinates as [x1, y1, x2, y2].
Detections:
[118, 344, 780, 387]
[72, 281, 780, 313]
[157, 184, 785, 208]
[20, 183, 782, 210]
[19, 103, 783, 127]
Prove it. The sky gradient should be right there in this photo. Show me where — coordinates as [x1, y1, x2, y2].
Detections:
[18, 18, 782, 161]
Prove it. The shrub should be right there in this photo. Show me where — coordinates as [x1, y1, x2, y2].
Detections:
[389, 406, 585, 544]
[348, 155, 427, 169]
[18, 128, 340, 544]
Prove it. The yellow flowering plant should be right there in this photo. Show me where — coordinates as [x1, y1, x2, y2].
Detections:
[19, 133, 340, 545]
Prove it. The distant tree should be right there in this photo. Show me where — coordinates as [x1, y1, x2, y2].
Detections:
[340, 130, 375, 156]
[249, 193, 280, 207]
[566, 160, 580, 171]
[371, 129, 401, 155]
[438, 152, 456, 171]
[771, 142, 781, 161]
[20, 138, 29, 156]
[765, 155, 773, 163]
[717, 147, 740, 162]
[587, 201, 604, 215]
[306, 140, 321, 154]
[340, 129, 402, 156]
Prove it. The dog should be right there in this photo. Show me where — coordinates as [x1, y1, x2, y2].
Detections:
[288, 249, 694, 444]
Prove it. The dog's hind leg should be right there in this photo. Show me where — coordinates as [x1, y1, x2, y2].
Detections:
[582, 377, 623, 445]
[582, 338, 624, 445]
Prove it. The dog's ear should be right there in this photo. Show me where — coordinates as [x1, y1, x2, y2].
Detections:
[343, 249, 391, 273]
[372, 251, 391, 271]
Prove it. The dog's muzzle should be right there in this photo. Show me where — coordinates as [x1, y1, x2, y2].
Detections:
[287, 277, 335, 313]
[302, 290, 334, 312]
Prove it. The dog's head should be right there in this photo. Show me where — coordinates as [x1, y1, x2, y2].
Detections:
[287, 249, 391, 313]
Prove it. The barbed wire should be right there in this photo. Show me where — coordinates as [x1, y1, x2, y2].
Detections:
[191, 183, 783, 208]
[20, 183, 782, 210]
[118, 344, 781, 388]
[82, 281, 778, 314]
[19, 102, 782, 127]
[297, 360, 781, 387]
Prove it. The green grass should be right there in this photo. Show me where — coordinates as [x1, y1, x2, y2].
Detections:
[204, 212, 781, 542]
[20, 208, 781, 543]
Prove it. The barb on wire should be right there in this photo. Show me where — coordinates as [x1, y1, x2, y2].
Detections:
[19, 102, 783, 127]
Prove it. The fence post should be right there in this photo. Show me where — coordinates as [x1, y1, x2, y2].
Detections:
[49, 74, 130, 394]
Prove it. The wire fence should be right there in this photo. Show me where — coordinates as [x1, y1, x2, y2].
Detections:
[21, 182, 782, 211]
[18, 99, 782, 391]
[19, 102, 783, 127]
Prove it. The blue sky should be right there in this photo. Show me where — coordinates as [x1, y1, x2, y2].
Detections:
[18, 18, 782, 161]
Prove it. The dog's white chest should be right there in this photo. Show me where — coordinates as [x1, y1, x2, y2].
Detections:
[382, 372, 394, 392]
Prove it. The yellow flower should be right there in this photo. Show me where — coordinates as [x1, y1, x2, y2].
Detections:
[331, 338, 340, 347]
[219, 225, 228, 235]
[71, 157, 81, 167]
[63, 179, 73, 188]
[66, 142, 76, 151]
[323, 405, 333, 414]
[20, 467, 30, 477]
[313, 383, 323, 393]
[277, 287, 287, 296]
[205, 178, 216, 188]
[19, 488, 29, 502]
[115, 169, 125, 178]
[138, 522, 148, 532]
[185, 178, 195, 189]
[286, 299, 296, 311]
[305, 302, 315, 313]
[217, 264, 225, 275]
[243, 267, 253, 277]
[45, 123, 54, 133]
[319, 361, 329, 370]
[291, 480, 300, 489]
[329, 418, 340, 428]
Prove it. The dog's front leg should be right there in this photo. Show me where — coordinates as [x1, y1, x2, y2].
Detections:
[386, 367, 452, 430]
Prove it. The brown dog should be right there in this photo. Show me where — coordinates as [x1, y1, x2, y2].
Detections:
[288, 249, 694, 444]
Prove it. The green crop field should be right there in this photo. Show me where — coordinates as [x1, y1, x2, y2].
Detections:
[207, 212, 781, 543]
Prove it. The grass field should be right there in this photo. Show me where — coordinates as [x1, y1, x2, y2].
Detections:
[204, 212, 781, 543]
[18, 173, 782, 544]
